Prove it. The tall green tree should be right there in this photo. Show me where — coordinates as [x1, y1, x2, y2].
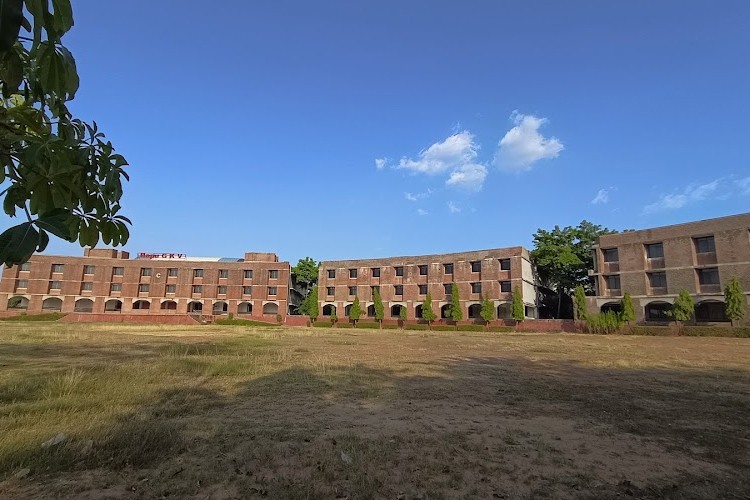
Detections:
[574, 285, 587, 321]
[373, 287, 384, 327]
[724, 277, 746, 327]
[671, 290, 694, 326]
[531, 221, 616, 318]
[292, 257, 320, 292]
[398, 304, 407, 325]
[450, 282, 462, 323]
[480, 297, 494, 329]
[421, 293, 436, 329]
[512, 286, 524, 322]
[0, 0, 131, 266]
[621, 292, 635, 324]
[299, 286, 319, 320]
[349, 296, 362, 326]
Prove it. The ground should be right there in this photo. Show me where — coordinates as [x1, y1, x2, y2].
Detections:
[0, 324, 749, 499]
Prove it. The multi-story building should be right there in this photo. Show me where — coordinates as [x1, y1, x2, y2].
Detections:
[587, 212, 750, 324]
[0, 248, 290, 318]
[318, 247, 538, 321]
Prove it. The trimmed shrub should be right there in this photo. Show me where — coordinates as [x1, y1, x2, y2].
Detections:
[404, 323, 429, 331]
[630, 325, 750, 338]
[584, 311, 623, 334]
[214, 318, 277, 327]
[355, 322, 381, 329]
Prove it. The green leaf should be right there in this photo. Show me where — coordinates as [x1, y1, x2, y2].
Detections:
[0, 49, 24, 90]
[50, 0, 73, 34]
[37, 227, 49, 251]
[0, 222, 40, 266]
[35, 207, 74, 240]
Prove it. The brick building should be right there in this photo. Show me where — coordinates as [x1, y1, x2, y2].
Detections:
[318, 247, 538, 321]
[0, 248, 290, 318]
[587, 212, 750, 324]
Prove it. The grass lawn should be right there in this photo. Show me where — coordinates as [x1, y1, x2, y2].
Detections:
[0, 323, 749, 499]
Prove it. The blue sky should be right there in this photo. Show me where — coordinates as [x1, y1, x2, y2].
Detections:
[9, 1, 750, 263]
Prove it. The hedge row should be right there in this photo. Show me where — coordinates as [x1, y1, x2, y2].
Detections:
[0, 312, 66, 322]
[309, 321, 515, 333]
[627, 325, 750, 338]
[214, 318, 279, 327]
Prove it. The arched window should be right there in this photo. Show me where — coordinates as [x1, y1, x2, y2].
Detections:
[42, 297, 63, 311]
[263, 302, 279, 315]
[74, 298, 94, 312]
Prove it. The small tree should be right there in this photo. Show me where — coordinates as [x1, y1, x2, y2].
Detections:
[422, 293, 437, 329]
[574, 285, 587, 321]
[300, 286, 319, 321]
[480, 297, 494, 330]
[398, 304, 407, 327]
[512, 286, 525, 323]
[450, 282, 462, 328]
[373, 288, 385, 328]
[349, 296, 362, 327]
[620, 292, 635, 324]
[671, 290, 694, 331]
[724, 277, 746, 327]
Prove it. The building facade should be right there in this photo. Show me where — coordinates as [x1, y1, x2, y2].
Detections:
[0, 248, 290, 318]
[318, 247, 538, 321]
[587, 213, 750, 324]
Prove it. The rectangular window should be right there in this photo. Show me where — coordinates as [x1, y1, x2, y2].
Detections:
[113, 267, 124, 276]
[349, 268, 357, 278]
[645, 243, 664, 259]
[243, 286, 252, 295]
[394, 285, 403, 295]
[217, 286, 227, 295]
[269, 270, 279, 279]
[20, 263, 31, 272]
[605, 275, 621, 290]
[141, 268, 152, 277]
[499, 258, 511, 271]
[244, 269, 253, 279]
[371, 267, 380, 277]
[647, 272, 667, 288]
[192, 285, 202, 294]
[166, 284, 176, 293]
[327, 269, 336, 278]
[81, 282, 93, 291]
[418, 284, 428, 295]
[193, 269, 204, 278]
[110, 283, 122, 292]
[49, 281, 61, 290]
[348, 286, 357, 296]
[444, 283, 452, 294]
[444, 263, 453, 274]
[326, 286, 335, 296]
[694, 236, 716, 254]
[16, 279, 28, 289]
[395, 266, 404, 277]
[168, 268, 178, 277]
[219, 269, 229, 279]
[139, 284, 150, 293]
[470, 261, 481, 272]
[698, 267, 720, 285]
[83, 265, 95, 275]
[418, 265, 428, 276]
[268, 286, 277, 295]
[52, 264, 64, 273]
[603, 248, 619, 262]
[500, 280, 511, 293]
[471, 282, 481, 293]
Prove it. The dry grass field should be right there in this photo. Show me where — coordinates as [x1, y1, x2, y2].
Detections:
[0, 323, 749, 499]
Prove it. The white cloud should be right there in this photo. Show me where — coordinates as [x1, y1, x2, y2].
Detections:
[643, 179, 722, 214]
[404, 189, 432, 202]
[375, 158, 387, 170]
[445, 164, 487, 191]
[591, 188, 610, 205]
[736, 176, 750, 195]
[417, 208, 429, 216]
[493, 111, 564, 172]
[447, 201, 461, 213]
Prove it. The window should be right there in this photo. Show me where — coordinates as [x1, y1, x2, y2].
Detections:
[499, 258, 511, 271]
[327, 269, 336, 279]
[139, 284, 150, 293]
[20, 263, 31, 272]
[418, 265, 428, 276]
[349, 268, 357, 278]
[444, 283, 452, 294]
[268, 286, 278, 295]
[113, 267, 124, 276]
[244, 270, 253, 279]
[395, 266, 404, 277]
[168, 268, 178, 277]
[326, 286, 335, 296]
[648, 272, 667, 288]
[269, 270, 279, 279]
[81, 282, 93, 291]
[218, 286, 227, 295]
[193, 269, 204, 278]
[698, 267, 720, 285]
[645, 243, 664, 259]
[83, 265, 95, 275]
[694, 236, 716, 254]
[604, 275, 621, 290]
[371, 267, 380, 278]
[470, 261, 481, 272]
[49, 281, 61, 290]
[192, 285, 202, 294]
[394, 285, 403, 295]
[243, 286, 252, 295]
[52, 264, 64, 273]
[348, 286, 357, 296]
[500, 280, 511, 293]
[141, 268, 152, 277]
[471, 282, 481, 293]
[444, 263, 453, 274]
[219, 269, 229, 279]
[371, 286, 380, 295]
[110, 283, 122, 292]
[418, 284, 428, 295]
[166, 284, 176, 293]
[16, 279, 28, 289]
[602, 248, 619, 262]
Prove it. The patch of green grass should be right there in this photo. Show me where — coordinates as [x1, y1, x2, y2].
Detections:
[0, 312, 66, 322]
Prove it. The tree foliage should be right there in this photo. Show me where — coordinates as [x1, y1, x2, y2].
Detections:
[512, 286, 524, 322]
[373, 287, 384, 323]
[724, 277, 746, 326]
[299, 285, 318, 319]
[574, 285, 587, 321]
[398, 304, 407, 322]
[671, 290, 694, 323]
[421, 293, 436, 326]
[349, 296, 362, 324]
[621, 292, 635, 323]
[0, 0, 131, 266]
[292, 257, 319, 290]
[450, 282, 462, 322]
[480, 297, 494, 325]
